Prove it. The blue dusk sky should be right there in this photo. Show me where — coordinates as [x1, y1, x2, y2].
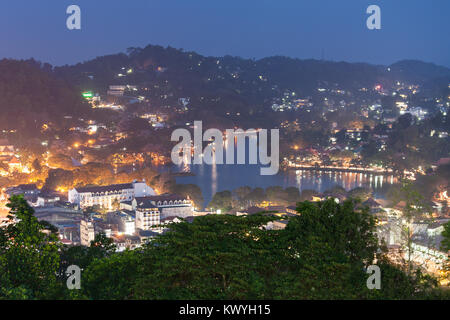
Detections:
[0, 0, 448, 67]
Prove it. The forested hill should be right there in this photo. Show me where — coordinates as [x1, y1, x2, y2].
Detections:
[54, 44, 450, 98]
[0, 59, 91, 136]
[1, 46, 449, 138]
[389, 60, 450, 82]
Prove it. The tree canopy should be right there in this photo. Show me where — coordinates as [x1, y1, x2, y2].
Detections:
[0, 197, 448, 300]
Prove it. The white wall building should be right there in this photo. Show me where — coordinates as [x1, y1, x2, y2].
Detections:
[80, 218, 96, 246]
[132, 194, 194, 219]
[108, 211, 136, 235]
[407, 242, 448, 275]
[134, 198, 161, 231]
[68, 181, 156, 210]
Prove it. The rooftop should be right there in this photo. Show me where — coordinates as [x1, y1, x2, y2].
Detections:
[139, 229, 159, 238]
[136, 194, 186, 202]
[134, 198, 160, 210]
[362, 198, 382, 208]
[17, 184, 38, 191]
[74, 183, 133, 194]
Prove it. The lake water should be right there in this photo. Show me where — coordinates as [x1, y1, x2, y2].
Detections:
[172, 137, 396, 208]
[175, 162, 396, 208]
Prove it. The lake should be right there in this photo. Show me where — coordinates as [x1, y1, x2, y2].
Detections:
[172, 136, 396, 208]
[175, 161, 396, 208]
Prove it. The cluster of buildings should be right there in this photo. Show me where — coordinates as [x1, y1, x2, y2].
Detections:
[271, 91, 313, 112]
[235, 194, 449, 281]
[4, 180, 196, 251]
[68, 181, 195, 249]
[6, 184, 61, 207]
[0, 139, 27, 175]
[2, 177, 449, 279]
[78, 192, 194, 250]
[68, 180, 156, 210]
[139, 113, 167, 129]
[376, 208, 449, 280]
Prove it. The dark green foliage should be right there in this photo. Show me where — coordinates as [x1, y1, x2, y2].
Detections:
[133, 214, 278, 299]
[83, 250, 141, 300]
[79, 200, 446, 300]
[442, 222, 450, 252]
[0, 195, 61, 299]
[171, 184, 204, 210]
[208, 190, 233, 212]
[1, 197, 447, 300]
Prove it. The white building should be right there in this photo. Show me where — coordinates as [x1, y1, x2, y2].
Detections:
[132, 194, 194, 219]
[0, 139, 15, 167]
[80, 218, 96, 246]
[35, 193, 60, 207]
[427, 220, 449, 237]
[108, 211, 136, 235]
[408, 242, 448, 275]
[68, 181, 156, 210]
[401, 107, 428, 121]
[134, 198, 161, 231]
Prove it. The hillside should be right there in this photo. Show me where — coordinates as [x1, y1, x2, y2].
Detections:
[0, 59, 92, 137]
[55, 45, 450, 97]
[1, 45, 449, 137]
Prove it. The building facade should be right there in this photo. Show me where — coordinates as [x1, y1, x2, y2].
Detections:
[68, 181, 156, 209]
[108, 211, 136, 235]
[80, 218, 96, 246]
[134, 198, 161, 231]
[132, 194, 194, 219]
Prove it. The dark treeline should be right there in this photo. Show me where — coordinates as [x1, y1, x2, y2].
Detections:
[1, 195, 449, 300]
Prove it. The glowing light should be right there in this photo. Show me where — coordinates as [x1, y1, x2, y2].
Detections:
[82, 91, 93, 99]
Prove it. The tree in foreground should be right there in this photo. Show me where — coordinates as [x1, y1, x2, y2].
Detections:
[1, 196, 447, 299]
[0, 195, 61, 299]
[81, 199, 445, 299]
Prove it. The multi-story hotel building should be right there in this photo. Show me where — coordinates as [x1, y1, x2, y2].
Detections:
[132, 194, 194, 219]
[68, 180, 156, 210]
[134, 198, 161, 231]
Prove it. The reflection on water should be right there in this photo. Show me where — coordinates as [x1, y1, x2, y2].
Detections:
[174, 137, 396, 208]
[211, 152, 217, 196]
[294, 170, 396, 191]
[175, 161, 396, 208]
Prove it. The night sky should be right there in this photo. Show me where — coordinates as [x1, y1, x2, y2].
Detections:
[1, 0, 449, 67]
